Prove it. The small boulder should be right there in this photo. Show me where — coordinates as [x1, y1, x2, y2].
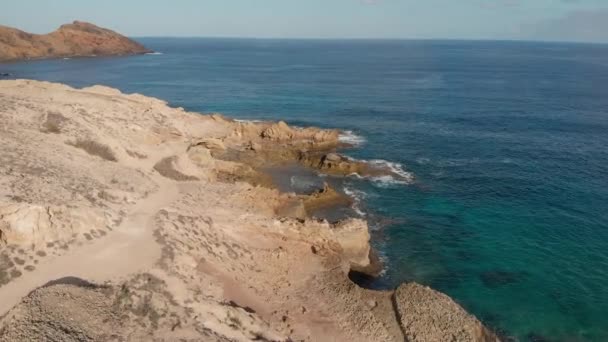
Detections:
[247, 141, 262, 152]
[189, 138, 226, 152]
[324, 153, 343, 163]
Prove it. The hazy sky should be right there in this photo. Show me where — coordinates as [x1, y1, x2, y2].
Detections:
[1, 0, 607, 43]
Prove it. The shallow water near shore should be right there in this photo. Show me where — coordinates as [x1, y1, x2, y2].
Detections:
[3, 38, 608, 341]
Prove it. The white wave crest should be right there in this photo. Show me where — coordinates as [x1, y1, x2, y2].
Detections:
[234, 118, 265, 123]
[145, 52, 163, 55]
[370, 175, 412, 188]
[344, 158, 414, 187]
[339, 130, 366, 146]
[368, 159, 415, 183]
[343, 186, 367, 217]
[416, 157, 431, 165]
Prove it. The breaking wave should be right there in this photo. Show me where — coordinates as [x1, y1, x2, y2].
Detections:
[343, 186, 367, 217]
[339, 130, 366, 146]
[234, 118, 265, 123]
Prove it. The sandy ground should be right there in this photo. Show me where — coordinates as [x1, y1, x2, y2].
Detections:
[0, 179, 178, 315]
[0, 80, 498, 341]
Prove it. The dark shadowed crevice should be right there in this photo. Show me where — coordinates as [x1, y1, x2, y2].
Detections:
[41, 276, 104, 289]
[390, 290, 409, 342]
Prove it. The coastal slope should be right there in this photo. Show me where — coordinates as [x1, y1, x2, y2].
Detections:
[0, 80, 498, 341]
[0, 21, 150, 61]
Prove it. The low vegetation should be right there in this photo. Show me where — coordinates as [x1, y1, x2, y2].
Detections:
[67, 138, 117, 162]
[153, 157, 198, 181]
[41, 112, 67, 134]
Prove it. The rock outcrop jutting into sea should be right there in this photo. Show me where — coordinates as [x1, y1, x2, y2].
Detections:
[0, 21, 151, 61]
[0, 80, 499, 341]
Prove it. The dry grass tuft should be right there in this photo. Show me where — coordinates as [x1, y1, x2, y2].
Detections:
[41, 112, 67, 134]
[67, 139, 117, 162]
[153, 157, 199, 181]
[126, 149, 148, 159]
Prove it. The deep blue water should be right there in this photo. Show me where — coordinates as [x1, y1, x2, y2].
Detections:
[2, 38, 608, 341]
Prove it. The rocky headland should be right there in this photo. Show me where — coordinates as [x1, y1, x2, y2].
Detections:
[0, 80, 498, 341]
[0, 21, 150, 62]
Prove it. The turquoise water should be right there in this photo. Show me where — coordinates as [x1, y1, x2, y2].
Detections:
[2, 39, 608, 341]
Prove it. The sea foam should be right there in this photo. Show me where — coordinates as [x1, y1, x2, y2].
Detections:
[234, 118, 265, 124]
[361, 159, 415, 187]
[339, 130, 366, 146]
[342, 156, 414, 187]
[343, 186, 367, 217]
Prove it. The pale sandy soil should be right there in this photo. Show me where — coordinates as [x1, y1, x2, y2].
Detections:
[0, 80, 499, 341]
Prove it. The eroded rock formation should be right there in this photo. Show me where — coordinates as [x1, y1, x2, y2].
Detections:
[0, 80, 497, 341]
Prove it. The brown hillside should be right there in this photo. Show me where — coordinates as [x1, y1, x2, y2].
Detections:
[0, 21, 151, 61]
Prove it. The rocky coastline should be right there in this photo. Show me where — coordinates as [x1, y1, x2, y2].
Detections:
[0, 80, 498, 341]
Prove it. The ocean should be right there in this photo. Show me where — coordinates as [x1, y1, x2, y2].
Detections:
[2, 38, 608, 341]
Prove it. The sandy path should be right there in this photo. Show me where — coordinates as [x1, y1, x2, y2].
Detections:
[0, 179, 180, 316]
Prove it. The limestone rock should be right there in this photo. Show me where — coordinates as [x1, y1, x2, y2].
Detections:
[153, 155, 201, 182]
[302, 183, 352, 215]
[190, 138, 226, 152]
[0, 203, 106, 247]
[394, 283, 500, 342]
[324, 153, 342, 163]
[260, 121, 293, 141]
[187, 145, 216, 169]
[331, 219, 372, 272]
[246, 141, 262, 152]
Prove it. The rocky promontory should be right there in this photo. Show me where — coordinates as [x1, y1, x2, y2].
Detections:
[0, 21, 150, 62]
[0, 80, 498, 341]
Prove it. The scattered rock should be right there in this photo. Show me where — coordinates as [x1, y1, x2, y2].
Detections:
[247, 141, 262, 152]
[324, 153, 342, 163]
[189, 138, 226, 152]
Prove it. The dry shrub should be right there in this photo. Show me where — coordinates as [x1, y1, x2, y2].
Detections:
[153, 157, 198, 181]
[67, 139, 117, 162]
[41, 112, 67, 134]
[126, 149, 147, 159]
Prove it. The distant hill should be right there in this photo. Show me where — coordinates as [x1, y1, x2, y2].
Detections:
[0, 21, 151, 62]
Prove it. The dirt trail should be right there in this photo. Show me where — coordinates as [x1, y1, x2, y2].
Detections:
[0, 179, 180, 316]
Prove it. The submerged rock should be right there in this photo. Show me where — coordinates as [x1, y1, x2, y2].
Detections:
[480, 270, 526, 289]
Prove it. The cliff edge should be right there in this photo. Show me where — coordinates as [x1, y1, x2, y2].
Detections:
[0, 80, 498, 341]
[0, 21, 151, 62]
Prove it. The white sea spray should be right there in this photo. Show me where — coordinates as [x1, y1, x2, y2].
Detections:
[338, 130, 366, 146]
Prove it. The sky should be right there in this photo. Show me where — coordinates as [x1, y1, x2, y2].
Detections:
[1, 0, 607, 43]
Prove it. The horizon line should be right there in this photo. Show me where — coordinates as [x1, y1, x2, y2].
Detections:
[131, 36, 608, 46]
